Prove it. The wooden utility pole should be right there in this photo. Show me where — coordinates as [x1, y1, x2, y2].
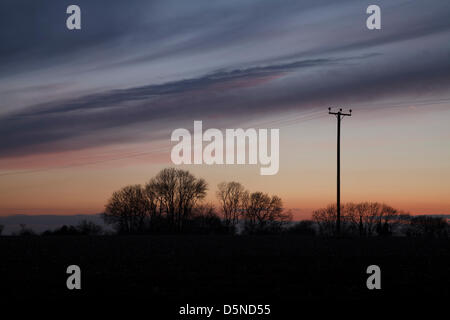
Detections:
[328, 107, 352, 236]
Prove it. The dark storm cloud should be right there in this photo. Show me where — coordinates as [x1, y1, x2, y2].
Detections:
[1, 0, 450, 158]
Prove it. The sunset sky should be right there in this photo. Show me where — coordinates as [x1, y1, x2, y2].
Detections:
[1, 0, 450, 219]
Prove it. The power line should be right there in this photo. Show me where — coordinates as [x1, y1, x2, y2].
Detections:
[1, 96, 448, 179]
[0, 111, 328, 179]
[0, 146, 171, 177]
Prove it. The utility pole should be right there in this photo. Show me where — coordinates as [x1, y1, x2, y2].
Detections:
[328, 107, 352, 236]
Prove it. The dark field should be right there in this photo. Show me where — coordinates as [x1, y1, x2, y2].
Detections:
[1, 236, 449, 304]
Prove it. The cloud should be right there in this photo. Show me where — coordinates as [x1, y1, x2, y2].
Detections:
[0, 56, 341, 156]
[1, 0, 450, 159]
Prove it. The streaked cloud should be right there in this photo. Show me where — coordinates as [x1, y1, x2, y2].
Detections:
[1, 0, 450, 159]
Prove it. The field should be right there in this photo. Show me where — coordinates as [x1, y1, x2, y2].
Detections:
[1, 235, 449, 305]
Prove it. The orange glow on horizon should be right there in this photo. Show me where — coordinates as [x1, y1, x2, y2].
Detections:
[1, 104, 449, 218]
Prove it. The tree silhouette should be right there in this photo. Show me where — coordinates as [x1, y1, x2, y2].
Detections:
[314, 202, 402, 236]
[216, 181, 246, 230]
[104, 184, 151, 234]
[184, 203, 226, 234]
[103, 169, 208, 233]
[145, 168, 207, 232]
[346, 202, 400, 236]
[312, 204, 341, 236]
[242, 191, 291, 234]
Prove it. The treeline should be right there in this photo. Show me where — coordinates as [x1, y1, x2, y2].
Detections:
[99, 167, 450, 238]
[308, 203, 449, 238]
[5, 213, 447, 238]
[103, 168, 291, 235]
[1, 168, 448, 238]
[3, 220, 105, 237]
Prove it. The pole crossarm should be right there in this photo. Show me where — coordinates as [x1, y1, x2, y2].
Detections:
[329, 107, 352, 117]
[329, 111, 352, 116]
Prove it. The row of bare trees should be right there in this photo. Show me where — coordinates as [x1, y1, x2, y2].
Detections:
[311, 202, 448, 237]
[103, 167, 447, 237]
[312, 202, 405, 236]
[104, 168, 208, 233]
[103, 168, 291, 234]
[217, 182, 291, 234]
[406, 215, 449, 238]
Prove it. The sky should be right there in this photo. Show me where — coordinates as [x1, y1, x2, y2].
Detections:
[0, 0, 450, 219]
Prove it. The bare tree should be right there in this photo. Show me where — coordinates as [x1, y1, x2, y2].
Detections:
[145, 168, 207, 231]
[242, 191, 291, 234]
[312, 204, 340, 236]
[316, 202, 401, 236]
[146, 168, 177, 227]
[216, 181, 246, 228]
[345, 202, 372, 236]
[104, 184, 151, 234]
[103, 168, 207, 234]
[346, 202, 399, 236]
[142, 183, 161, 231]
[377, 204, 399, 235]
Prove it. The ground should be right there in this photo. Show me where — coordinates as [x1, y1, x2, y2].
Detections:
[1, 235, 449, 306]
